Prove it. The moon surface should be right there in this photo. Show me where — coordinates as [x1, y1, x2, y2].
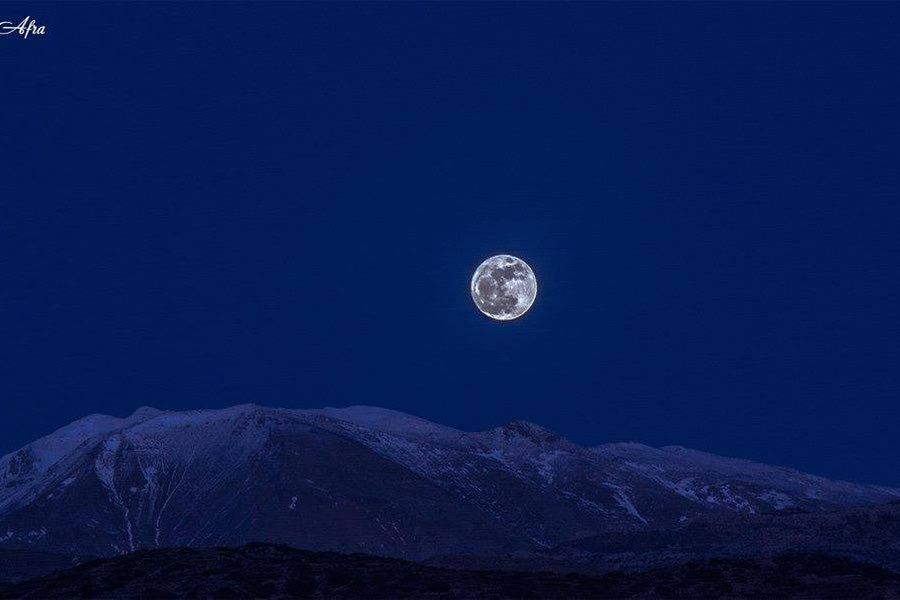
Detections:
[470, 255, 537, 320]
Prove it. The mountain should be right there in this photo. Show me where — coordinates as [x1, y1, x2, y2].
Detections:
[3, 544, 899, 600]
[0, 404, 897, 561]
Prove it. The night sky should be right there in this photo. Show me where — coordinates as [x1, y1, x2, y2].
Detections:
[2, 4, 899, 485]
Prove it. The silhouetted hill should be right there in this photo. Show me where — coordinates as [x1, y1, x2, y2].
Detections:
[1, 544, 899, 599]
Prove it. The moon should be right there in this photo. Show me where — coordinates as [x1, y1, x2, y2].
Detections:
[470, 255, 537, 321]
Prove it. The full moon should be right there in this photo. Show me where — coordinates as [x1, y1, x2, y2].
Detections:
[470, 255, 537, 321]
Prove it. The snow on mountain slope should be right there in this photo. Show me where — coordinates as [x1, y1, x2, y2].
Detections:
[593, 442, 900, 515]
[308, 406, 464, 441]
[0, 405, 896, 560]
[0, 409, 164, 513]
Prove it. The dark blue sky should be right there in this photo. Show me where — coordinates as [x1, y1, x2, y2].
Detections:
[2, 4, 899, 485]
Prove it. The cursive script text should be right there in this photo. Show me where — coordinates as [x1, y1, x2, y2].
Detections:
[0, 17, 46, 39]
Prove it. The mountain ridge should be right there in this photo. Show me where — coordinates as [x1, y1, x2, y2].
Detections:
[0, 404, 897, 561]
[9, 403, 893, 490]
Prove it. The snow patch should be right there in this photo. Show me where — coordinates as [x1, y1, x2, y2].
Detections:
[603, 483, 648, 524]
[534, 451, 564, 483]
[94, 436, 135, 553]
[476, 450, 510, 467]
[760, 490, 795, 510]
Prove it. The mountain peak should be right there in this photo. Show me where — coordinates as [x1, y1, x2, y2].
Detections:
[492, 420, 561, 443]
[309, 405, 463, 439]
[129, 406, 165, 420]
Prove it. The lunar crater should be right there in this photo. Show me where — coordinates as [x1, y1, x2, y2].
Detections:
[470, 255, 537, 320]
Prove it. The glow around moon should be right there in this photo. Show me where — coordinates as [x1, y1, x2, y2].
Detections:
[470, 255, 537, 321]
